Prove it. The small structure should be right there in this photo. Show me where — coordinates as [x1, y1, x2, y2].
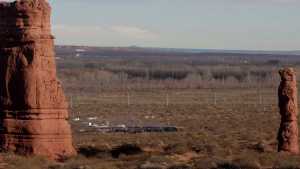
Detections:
[0, 0, 76, 160]
[277, 68, 299, 154]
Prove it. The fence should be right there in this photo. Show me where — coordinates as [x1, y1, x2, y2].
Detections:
[68, 90, 281, 108]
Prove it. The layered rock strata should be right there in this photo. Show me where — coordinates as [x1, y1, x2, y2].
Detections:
[0, 0, 76, 159]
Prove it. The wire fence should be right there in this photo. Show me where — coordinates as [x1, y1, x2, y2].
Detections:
[68, 91, 281, 108]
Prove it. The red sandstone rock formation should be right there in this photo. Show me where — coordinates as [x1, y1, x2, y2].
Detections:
[0, 0, 76, 160]
[277, 68, 299, 154]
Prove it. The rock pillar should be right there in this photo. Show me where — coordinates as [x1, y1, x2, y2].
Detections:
[278, 68, 299, 154]
[0, 0, 76, 160]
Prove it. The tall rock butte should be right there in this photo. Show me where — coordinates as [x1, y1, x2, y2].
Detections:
[278, 68, 299, 154]
[0, 0, 76, 159]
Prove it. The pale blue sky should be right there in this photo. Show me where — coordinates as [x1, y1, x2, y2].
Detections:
[49, 0, 300, 50]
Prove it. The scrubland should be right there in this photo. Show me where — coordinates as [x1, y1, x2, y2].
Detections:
[4, 53, 300, 169]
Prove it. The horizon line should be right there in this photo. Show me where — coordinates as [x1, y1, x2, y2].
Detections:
[54, 44, 300, 53]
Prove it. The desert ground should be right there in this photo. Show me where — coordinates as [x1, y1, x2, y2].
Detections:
[3, 47, 300, 169]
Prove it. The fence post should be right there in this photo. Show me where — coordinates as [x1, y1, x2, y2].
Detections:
[259, 93, 263, 105]
[127, 92, 130, 106]
[70, 95, 73, 109]
[166, 94, 169, 107]
[214, 92, 217, 106]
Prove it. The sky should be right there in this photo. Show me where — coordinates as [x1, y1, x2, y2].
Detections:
[46, 0, 300, 50]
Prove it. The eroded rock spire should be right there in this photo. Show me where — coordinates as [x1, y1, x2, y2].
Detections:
[0, 0, 76, 160]
[278, 68, 299, 154]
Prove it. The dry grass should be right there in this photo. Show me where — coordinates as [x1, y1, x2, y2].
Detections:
[4, 57, 300, 169]
[5, 87, 300, 168]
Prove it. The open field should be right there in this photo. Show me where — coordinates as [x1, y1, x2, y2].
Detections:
[3, 48, 300, 169]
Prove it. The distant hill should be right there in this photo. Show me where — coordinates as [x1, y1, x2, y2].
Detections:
[55, 45, 300, 63]
[55, 45, 300, 55]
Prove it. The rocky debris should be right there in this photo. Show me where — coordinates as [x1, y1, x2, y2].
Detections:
[251, 140, 275, 153]
[0, 0, 76, 160]
[277, 68, 299, 154]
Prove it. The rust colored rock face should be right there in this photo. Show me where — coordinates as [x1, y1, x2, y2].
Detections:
[0, 0, 76, 160]
[277, 68, 299, 154]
